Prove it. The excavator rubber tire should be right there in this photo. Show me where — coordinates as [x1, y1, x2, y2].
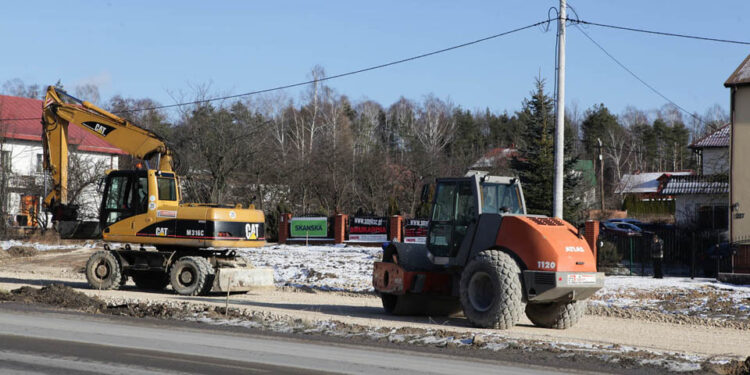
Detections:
[525, 300, 585, 329]
[131, 272, 170, 290]
[459, 250, 524, 329]
[170, 256, 215, 296]
[85, 250, 123, 290]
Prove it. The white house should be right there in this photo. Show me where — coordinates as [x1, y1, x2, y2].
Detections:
[661, 125, 730, 229]
[0, 94, 123, 224]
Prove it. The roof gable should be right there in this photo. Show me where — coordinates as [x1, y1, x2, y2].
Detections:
[725, 54, 750, 88]
[689, 123, 730, 149]
[0, 94, 125, 155]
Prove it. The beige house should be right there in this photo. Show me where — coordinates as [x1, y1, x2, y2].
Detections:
[726, 54, 750, 274]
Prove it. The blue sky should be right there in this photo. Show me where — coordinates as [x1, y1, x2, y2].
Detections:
[1, 0, 747, 119]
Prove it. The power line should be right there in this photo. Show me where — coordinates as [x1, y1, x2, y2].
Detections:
[574, 19, 750, 46]
[117, 20, 549, 114]
[573, 24, 703, 124]
[2, 15, 746, 121]
[0, 19, 547, 120]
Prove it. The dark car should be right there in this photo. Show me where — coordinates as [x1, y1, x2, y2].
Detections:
[602, 221, 643, 234]
[606, 218, 644, 227]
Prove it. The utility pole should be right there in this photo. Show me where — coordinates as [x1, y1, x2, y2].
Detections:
[553, 0, 566, 219]
[597, 138, 604, 212]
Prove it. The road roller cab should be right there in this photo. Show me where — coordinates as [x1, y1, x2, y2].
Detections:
[373, 171, 604, 329]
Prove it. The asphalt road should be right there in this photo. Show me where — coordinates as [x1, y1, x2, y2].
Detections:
[0, 307, 569, 375]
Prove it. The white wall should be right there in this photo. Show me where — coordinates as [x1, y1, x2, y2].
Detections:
[674, 194, 728, 227]
[703, 148, 728, 175]
[1, 139, 118, 222]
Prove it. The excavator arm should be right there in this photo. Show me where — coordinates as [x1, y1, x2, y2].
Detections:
[41, 86, 173, 218]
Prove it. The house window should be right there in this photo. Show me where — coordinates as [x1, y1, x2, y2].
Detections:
[0, 151, 10, 172]
[36, 154, 43, 174]
[698, 205, 729, 230]
[714, 205, 729, 230]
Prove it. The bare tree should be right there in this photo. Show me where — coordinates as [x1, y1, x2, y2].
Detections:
[1, 78, 42, 99]
[603, 125, 633, 191]
[620, 106, 649, 128]
[0, 115, 9, 234]
[66, 151, 110, 220]
[658, 103, 683, 127]
[411, 95, 456, 155]
[74, 84, 101, 105]
[352, 100, 382, 156]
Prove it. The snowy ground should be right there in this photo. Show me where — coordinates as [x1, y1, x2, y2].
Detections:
[240, 243, 750, 324]
[239, 244, 381, 292]
[4, 240, 749, 324]
[0, 239, 93, 252]
[590, 276, 750, 324]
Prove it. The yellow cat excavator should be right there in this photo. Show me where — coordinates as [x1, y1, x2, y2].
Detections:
[42, 86, 271, 295]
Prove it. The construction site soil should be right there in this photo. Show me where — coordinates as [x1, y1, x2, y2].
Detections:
[1, 245, 749, 374]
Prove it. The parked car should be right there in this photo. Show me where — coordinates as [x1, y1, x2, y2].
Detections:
[606, 218, 644, 227]
[602, 221, 643, 235]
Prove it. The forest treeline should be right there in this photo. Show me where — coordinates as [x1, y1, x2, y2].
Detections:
[0, 71, 728, 229]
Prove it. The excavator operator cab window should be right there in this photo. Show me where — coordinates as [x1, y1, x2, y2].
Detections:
[100, 171, 148, 227]
[157, 177, 176, 201]
[131, 177, 149, 214]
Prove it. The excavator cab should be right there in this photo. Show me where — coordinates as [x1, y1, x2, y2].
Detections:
[99, 170, 151, 227]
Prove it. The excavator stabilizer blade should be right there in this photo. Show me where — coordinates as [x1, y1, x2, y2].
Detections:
[212, 267, 274, 292]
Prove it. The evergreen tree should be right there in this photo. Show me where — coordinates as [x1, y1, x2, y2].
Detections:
[511, 78, 582, 220]
[581, 103, 619, 158]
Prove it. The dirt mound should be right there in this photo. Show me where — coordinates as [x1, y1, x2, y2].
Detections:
[6, 246, 38, 258]
[710, 357, 750, 375]
[107, 302, 197, 320]
[587, 303, 750, 331]
[0, 284, 105, 313]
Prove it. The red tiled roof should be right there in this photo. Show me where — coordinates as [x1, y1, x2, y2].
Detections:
[0, 94, 125, 155]
[689, 123, 730, 149]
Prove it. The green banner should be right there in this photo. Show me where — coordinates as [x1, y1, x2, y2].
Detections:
[290, 217, 328, 238]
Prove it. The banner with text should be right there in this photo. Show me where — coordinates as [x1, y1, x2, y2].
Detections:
[290, 217, 328, 238]
[348, 216, 388, 242]
[404, 219, 429, 244]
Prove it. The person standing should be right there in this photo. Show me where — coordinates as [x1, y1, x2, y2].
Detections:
[651, 234, 664, 278]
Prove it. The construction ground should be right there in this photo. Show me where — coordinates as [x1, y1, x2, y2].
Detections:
[0, 240, 749, 374]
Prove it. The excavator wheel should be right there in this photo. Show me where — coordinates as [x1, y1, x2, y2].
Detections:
[131, 272, 170, 291]
[85, 250, 123, 290]
[170, 256, 215, 296]
[525, 301, 585, 329]
[459, 249, 524, 329]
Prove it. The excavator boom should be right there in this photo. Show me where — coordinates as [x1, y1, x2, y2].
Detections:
[42, 86, 173, 214]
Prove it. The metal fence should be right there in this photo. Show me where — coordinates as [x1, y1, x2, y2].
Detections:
[599, 226, 732, 277]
